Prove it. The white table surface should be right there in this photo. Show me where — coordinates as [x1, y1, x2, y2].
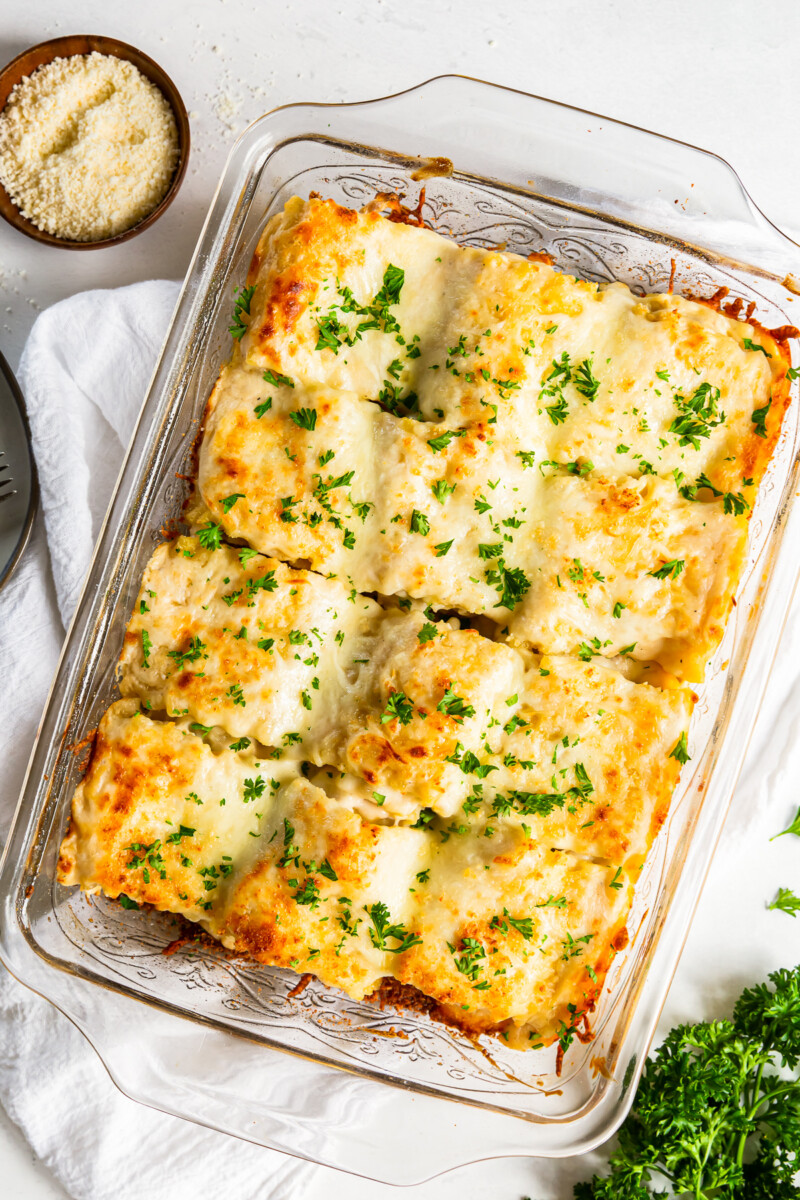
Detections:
[2, 1, 800, 1197]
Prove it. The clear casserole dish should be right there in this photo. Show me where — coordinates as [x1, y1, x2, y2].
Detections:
[1, 75, 799, 1183]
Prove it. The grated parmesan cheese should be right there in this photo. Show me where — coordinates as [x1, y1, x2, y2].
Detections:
[0, 52, 180, 242]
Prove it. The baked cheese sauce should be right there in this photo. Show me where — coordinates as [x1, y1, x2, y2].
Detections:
[59, 198, 790, 1051]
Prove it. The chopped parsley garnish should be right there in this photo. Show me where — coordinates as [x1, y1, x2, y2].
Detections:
[723, 491, 750, 516]
[485, 558, 531, 610]
[410, 509, 430, 536]
[427, 428, 465, 453]
[125, 838, 166, 882]
[650, 559, 685, 581]
[434, 539, 454, 556]
[447, 936, 486, 981]
[431, 479, 456, 504]
[318, 859, 338, 882]
[166, 824, 195, 844]
[278, 818, 300, 868]
[141, 630, 152, 668]
[293, 878, 321, 908]
[436, 683, 476, 722]
[364, 901, 421, 953]
[263, 369, 294, 388]
[669, 381, 725, 449]
[743, 338, 771, 357]
[229, 284, 255, 340]
[573, 357, 600, 402]
[289, 407, 317, 431]
[229, 737, 251, 751]
[243, 776, 266, 804]
[417, 622, 439, 644]
[221, 492, 245, 513]
[561, 932, 595, 961]
[380, 691, 415, 725]
[313, 265, 405, 354]
[679, 471, 723, 501]
[669, 731, 691, 765]
[752, 398, 771, 439]
[545, 394, 570, 425]
[197, 522, 223, 551]
[490, 909, 535, 940]
[167, 635, 207, 667]
[254, 398, 273, 418]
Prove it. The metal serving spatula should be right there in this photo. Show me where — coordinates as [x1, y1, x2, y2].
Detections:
[0, 351, 37, 591]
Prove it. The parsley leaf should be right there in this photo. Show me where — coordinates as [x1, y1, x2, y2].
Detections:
[669, 381, 725, 449]
[229, 285, 255, 340]
[167, 635, 206, 668]
[221, 492, 245, 514]
[743, 337, 771, 357]
[263, 369, 294, 388]
[410, 509, 430, 536]
[772, 804, 800, 841]
[364, 901, 421, 953]
[650, 559, 685, 581]
[197, 523, 223, 551]
[289, 407, 317, 431]
[431, 479, 456, 504]
[380, 691, 415, 725]
[768, 887, 800, 917]
[447, 937, 486, 981]
[752, 398, 772, 439]
[485, 558, 531, 610]
[669, 731, 691, 765]
[427, 429, 465, 453]
[436, 683, 476, 722]
[573, 357, 600, 402]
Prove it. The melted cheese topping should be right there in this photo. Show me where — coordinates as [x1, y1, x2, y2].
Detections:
[243, 196, 789, 497]
[60, 195, 790, 1050]
[119, 537, 692, 868]
[199, 363, 747, 680]
[59, 706, 632, 1034]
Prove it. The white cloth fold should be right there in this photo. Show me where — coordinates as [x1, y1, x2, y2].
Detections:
[1, 282, 799, 1200]
[0, 282, 317, 1200]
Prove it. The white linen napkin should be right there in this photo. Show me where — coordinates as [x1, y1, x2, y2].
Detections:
[0, 282, 315, 1200]
[1, 281, 799, 1200]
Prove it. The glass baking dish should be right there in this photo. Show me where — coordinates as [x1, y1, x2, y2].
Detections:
[2, 75, 799, 1184]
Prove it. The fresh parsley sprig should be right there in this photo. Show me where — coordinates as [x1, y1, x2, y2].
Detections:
[574, 965, 800, 1199]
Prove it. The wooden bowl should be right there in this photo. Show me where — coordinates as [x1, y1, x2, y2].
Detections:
[0, 34, 190, 249]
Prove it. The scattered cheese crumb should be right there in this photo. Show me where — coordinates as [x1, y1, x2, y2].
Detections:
[0, 52, 180, 242]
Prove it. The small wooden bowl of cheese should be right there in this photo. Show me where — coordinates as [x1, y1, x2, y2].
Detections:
[0, 35, 190, 249]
